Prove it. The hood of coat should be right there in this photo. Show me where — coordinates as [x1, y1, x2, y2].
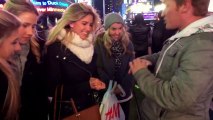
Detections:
[169, 15, 213, 41]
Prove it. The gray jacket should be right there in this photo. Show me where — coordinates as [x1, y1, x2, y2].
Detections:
[134, 15, 213, 120]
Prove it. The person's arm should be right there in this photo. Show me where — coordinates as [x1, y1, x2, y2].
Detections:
[45, 44, 61, 98]
[119, 42, 136, 96]
[94, 39, 111, 86]
[131, 36, 213, 111]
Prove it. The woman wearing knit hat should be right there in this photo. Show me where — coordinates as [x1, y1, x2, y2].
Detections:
[45, 3, 106, 120]
[95, 12, 135, 120]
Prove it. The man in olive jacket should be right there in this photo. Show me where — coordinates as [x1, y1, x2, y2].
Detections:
[129, 0, 213, 120]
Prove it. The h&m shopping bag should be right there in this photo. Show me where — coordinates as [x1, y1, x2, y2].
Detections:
[100, 80, 125, 120]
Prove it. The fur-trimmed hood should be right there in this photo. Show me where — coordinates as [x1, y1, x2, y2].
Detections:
[169, 15, 213, 41]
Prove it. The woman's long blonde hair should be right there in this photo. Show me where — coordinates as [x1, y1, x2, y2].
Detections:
[0, 10, 21, 120]
[4, 0, 40, 64]
[3, 0, 39, 16]
[46, 3, 101, 46]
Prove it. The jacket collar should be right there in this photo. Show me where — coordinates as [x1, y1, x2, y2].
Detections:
[169, 15, 213, 41]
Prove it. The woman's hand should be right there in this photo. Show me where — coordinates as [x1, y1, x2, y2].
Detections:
[89, 77, 106, 90]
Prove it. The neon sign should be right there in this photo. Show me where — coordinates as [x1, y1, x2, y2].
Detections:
[37, 7, 65, 12]
[31, 0, 69, 7]
[30, 0, 70, 12]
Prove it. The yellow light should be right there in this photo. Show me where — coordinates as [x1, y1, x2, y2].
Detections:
[209, 0, 213, 12]
[154, 4, 165, 12]
[130, 3, 152, 13]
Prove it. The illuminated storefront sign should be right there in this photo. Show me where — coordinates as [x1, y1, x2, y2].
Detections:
[30, 0, 70, 12]
[0, 0, 93, 12]
[36, 7, 66, 12]
[31, 0, 69, 7]
[143, 12, 158, 20]
[30, 0, 92, 12]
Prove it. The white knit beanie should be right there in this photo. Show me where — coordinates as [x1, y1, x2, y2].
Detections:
[104, 13, 124, 30]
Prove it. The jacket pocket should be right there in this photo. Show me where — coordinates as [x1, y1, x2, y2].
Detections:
[166, 45, 178, 57]
[161, 44, 179, 73]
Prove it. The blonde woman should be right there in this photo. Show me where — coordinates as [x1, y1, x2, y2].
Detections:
[3, 0, 49, 120]
[95, 13, 135, 120]
[4, 0, 39, 84]
[0, 10, 22, 120]
[45, 3, 105, 119]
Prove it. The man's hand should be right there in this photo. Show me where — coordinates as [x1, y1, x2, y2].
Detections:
[129, 58, 152, 74]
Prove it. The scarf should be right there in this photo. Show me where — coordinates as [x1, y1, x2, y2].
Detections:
[110, 40, 124, 73]
[60, 31, 94, 64]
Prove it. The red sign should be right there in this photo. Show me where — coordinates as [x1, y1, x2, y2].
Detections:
[105, 103, 121, 120]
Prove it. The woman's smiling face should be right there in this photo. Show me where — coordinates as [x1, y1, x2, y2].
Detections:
[108, 23, 123, 41]
[70, 14, 94, 40]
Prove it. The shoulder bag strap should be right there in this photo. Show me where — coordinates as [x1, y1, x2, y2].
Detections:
[70, 98, 81, 118]
[53, 84, 63, 120]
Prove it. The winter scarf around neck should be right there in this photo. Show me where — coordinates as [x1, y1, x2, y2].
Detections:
[58, 29, 94, 64]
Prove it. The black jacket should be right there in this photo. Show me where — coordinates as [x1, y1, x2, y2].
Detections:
[0, 70, 8, 120]
[45, 42, 99, 106]
[152, 19, 177, 53]
[129, 24, 150, 56]
[20, 42, 48, 120]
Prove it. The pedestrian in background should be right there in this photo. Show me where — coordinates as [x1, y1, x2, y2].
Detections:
[129, 13, 150, 57]
[151, 11, 177, 53]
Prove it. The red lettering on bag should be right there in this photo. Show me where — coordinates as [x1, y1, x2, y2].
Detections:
[105, 103, 120, 120]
